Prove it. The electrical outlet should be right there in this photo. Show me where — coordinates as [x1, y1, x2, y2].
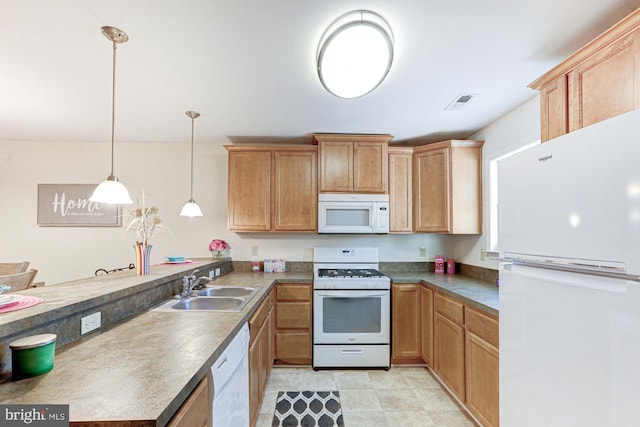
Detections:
[251, 245, 259, 257]
[419, 247, 427, 257]
[215, 268, 221, 277]
[209, 270, 215, 279]
[81, 312, 101, 335]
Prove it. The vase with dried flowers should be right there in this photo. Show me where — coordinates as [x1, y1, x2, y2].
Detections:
[209, 239, 230, 258]
[125, 193, 171, 274]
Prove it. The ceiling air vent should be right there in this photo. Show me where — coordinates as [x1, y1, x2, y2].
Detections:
[445, 94, 478, 111]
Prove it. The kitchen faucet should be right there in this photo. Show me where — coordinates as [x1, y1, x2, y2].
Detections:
[180, 270, 215, 298]
[180, 269, 200, 298]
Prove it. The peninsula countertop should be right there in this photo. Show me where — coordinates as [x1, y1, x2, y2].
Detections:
[0, 271, 311, 425]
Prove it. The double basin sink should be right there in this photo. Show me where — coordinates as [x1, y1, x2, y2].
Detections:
[153, 286, 258, 312]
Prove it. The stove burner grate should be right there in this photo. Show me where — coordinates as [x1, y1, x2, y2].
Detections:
[318, 268, 385, 278]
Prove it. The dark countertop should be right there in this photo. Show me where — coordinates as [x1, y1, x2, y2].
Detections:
[0, 267, 495, 425]
[386, 272, 499, 317]
[0, 271, 311, 425]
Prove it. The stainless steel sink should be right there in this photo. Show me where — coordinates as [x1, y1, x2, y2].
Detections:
[152, 286, 258, 312]
[196, 286, 256, 297]
[171, 297, 244, 311]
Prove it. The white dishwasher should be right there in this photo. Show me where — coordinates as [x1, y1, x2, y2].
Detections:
[211, 322, 249, 427]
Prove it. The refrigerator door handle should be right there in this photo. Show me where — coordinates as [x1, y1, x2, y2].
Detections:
[507, 264, 632, 293]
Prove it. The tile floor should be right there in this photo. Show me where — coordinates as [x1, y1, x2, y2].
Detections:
[256, 366, 477, 427]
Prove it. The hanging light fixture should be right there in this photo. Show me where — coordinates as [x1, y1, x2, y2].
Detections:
[180, 111, 203, 217]
[90, 26, 133, 205]
[317, 10, 394, 99]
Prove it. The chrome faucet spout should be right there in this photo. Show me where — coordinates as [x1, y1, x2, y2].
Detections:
[180, 269, 201, 298]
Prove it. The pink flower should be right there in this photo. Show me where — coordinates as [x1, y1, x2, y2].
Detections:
[209, 239, 229, 252]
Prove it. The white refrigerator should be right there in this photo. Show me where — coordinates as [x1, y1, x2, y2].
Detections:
[498, 110, 640, 427]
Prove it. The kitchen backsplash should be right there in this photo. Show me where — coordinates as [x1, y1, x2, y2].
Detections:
[233, 260, 498, 283]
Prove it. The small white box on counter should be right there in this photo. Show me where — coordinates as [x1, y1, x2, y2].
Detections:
[264, 259, 286, 273]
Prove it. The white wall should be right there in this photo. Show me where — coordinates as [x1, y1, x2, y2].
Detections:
[0, 139, 450, 285]
[0, 96, 542, 285]
[451, 95, 541, 269]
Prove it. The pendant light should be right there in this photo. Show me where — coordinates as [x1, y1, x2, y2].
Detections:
[179, 111, 203, 217]
[90, 26, 133, 205]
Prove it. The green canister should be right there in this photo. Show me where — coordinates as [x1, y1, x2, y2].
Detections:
[10, 333, 57, 379]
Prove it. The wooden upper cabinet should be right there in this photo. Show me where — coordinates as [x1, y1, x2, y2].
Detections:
[530, 8, 640, 141]
[318, 139, 353, 192]
[413, 140, 483, 234]
[226, 146, 318, 232]
[314, 133, 392, 194]
[388, 147, 413, 233]
[227, 149, 271, 231]
[569, 29, 640, 131]
[273, 149, 317, 231]
[540, 75, 568, 142]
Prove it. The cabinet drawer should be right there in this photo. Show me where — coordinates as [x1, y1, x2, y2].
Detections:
[276, 284, 311, 301]
[249, 292, 272, 343]
[466, 306, 498, 347]
[276, 302, 311, 329]
[435, 292, 464, 325]
[275, 331, 311, 360]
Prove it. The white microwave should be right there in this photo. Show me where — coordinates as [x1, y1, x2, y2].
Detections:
[318, 194, 389, 234]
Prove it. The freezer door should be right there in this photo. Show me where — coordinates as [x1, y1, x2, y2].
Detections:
[498, 109, 640, 274]
[500, 263, 640, 427]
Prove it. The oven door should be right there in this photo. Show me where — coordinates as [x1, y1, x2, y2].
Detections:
[314, 290, 390, 344]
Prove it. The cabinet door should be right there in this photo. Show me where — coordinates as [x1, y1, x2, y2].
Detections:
[540, 75, 568, 142]
[569, 29, 640, 132]
[275, 331, 312, 364]
[414, 148, 451, 233]
[167, 376, 209, 427]
[353, 141, 388, 193]
[466, 332, 499, 427]
[248, 333, 261, 427]
[258, 317, 270, 398]
[319, 140, 353, 192]
[389, 148, 413, 232]
[435, 312, 466, 402]
[276, 302, 311, 329]
[392, 284, 421, 361]
[228, 150, 271, 231]
[273, 150, 317, 231]
[420, 285, 434, 366]
[275, 284, 312, 365]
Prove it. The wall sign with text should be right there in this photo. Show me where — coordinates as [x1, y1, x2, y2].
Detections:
[37, 184, 121, 227]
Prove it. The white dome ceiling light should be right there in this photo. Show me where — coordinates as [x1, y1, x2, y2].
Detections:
[317, 10, 394, 99]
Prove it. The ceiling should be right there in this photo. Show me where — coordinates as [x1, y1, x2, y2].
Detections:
[1, 0, 638, 145]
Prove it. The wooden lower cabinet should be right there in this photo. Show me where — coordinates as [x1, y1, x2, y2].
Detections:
[249, 292, 274, 427]
[420, 285, 434, 366]
[391, 283, 421, 363]
[167, 375, 210, 427]
[465, 307, 499, 427]
[274, 283, 312, 365]
[434, 311, 466, 401]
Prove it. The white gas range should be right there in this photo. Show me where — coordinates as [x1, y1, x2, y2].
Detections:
[313, 247, 391, 369]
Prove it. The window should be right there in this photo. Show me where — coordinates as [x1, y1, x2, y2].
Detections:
[487, 140, 540, 252]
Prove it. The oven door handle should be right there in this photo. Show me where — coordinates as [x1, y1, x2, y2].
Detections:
[315, 291, 388, 298]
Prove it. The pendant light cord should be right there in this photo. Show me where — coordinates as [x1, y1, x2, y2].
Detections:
[110, 41, 117, 177]
[189, 117, 195, 200]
